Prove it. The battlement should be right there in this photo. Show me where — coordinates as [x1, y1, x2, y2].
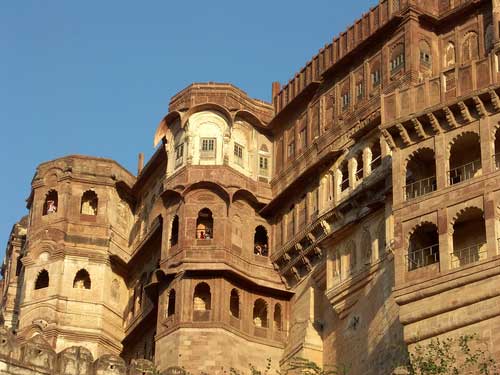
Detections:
[272, 0, 480, 114]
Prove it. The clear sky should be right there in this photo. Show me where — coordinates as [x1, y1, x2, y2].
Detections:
[0, 0, 378, 257]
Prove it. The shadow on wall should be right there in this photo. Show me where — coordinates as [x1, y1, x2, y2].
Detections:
[322, 255, 409, 375]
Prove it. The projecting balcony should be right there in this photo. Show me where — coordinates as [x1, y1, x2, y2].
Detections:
[448, 159, 481, 185]
[404, 176, 436, 200]
[406, 244, 439, 271]
[450, 243, 487, 269]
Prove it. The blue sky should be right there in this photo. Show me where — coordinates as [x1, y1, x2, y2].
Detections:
[0, 0, 377, 257]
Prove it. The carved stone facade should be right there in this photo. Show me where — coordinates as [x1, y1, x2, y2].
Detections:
[2, 0, 500, 374]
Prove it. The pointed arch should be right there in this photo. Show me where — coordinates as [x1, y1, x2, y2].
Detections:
[35, 269, 49, 290]
[80, 190, 98, 216]
[73, 269, 91, 289]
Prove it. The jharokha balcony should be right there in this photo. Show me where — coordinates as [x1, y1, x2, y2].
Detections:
[406, 244, 440, 271]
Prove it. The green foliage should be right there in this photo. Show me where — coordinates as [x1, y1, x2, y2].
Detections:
[284, 357, 350, 375]
[406, 334, 498, 375]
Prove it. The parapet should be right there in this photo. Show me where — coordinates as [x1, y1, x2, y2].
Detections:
[0, 326, 157, 375]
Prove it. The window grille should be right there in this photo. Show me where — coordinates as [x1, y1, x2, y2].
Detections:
[200, 138, 216, 158]
[259, 156, 269, 175]
[234, 143, 244, 166]
[175, 144, 184, 167]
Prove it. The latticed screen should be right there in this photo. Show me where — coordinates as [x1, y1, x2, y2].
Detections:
[200, 138, 216, 158]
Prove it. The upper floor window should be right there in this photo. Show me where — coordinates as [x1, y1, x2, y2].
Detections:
[462, 32, 479, 63]
[299, 128, 307, 150]
[390, 44, 405, 73]
[81, 190, 98, 216]
[200, 138, 216, 159]
[341, 92, 350, 109]
[356, 81, 364, 99]
[43, 190, 58, 216]
[419, 40, 432, 68]
[73, 269, 91, 289]
[259, 156, 269, 176]
[287, 141, 295, 159]
[234, 143, 244, 166]
[196, 208, 213, 240]
[175, 144, 184, 168]
[445, 42, 456, 68]
[35, 269, 49, 290]
[254, 225, 269, 256]
[170, 215, 179, 247]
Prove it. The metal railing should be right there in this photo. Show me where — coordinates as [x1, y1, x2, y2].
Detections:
[448, 159, 481, 185]
[406, 244, 439, 271]
[404, 176, 436, 200]
[356, 168, 363, 180]
[450, 243, 487, 269]
[341, 178, 349, 191]
[370, 154, 382, 170]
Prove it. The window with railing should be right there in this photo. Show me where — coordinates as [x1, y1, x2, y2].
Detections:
[370, 142, 382, 170]
[451, 206, 486, 268]
[448, 132, 481, 185]
[200, 138, 216, 159]
[405, 148, 436, 200]
[340, 161, 349, 192]
[406, 222, 439, 271]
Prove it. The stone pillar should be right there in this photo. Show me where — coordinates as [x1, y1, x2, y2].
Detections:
[438, 208, 450, 272]
[479, 116, 494, 174]
[434, 132, 447, 190]
[484, 194, 498, 258]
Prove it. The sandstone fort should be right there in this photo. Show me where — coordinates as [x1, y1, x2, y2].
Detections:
[2, 0, 500, 373]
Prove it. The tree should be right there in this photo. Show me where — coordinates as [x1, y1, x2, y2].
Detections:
[406, 334, 498, 375]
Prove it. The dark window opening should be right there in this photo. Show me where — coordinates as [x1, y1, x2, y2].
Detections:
[81, 190, 98, 216]
[254, 225, 269, 256]
[35, 269, 49, 290]
[230, 289, 240, 319]
[196, 208, 213, 240]
[170, 215, 179, 247]
[43, 190, 58, 216]
[73, 269, 91, 289]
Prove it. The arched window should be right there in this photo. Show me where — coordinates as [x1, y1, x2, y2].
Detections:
[80, 190, 98, 216]
[193, 282, 211, 311]
[339, 161, 349, 192]
[253, 299, 268, 328]
[170, 215, 179, 247]
[361, 229, 372, 264]
[167, 289, 176, 317]
[340, 80, 350, 111]
[370, 141, 382, 170]
[196, 208, 213, 240]
[407, 223, 439, 271]
[390, 43, 405, 73]
[73, 269, 91, 289]
[273, 304, 283, 331]
[449, 132, 482, 185]
[445, 42, 456, 67]
[419, 40, 432, 68]
[452, 207, 486, 268]
[494, 128, 500, 170]
[43, 190, 58, 216]
[370, 60, 382, 89]
[405, 148, 436, 200]
[35, 269, 49, 290]
[355, 152, 363, 181]
[462, 32, 479, 63]
[254, 226, 269, 256]
[230, 289, 240, 319]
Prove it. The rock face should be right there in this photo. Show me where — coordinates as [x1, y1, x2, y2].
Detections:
[3, 1, 500, 374]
